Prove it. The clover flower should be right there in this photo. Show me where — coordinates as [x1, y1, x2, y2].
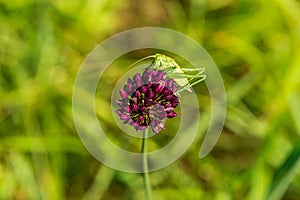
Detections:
[116, 67, 179, 134]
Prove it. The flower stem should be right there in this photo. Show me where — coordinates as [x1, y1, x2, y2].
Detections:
[142, 128, 152, 200]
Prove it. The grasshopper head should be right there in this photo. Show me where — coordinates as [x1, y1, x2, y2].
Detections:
[152, 54, 176, 70]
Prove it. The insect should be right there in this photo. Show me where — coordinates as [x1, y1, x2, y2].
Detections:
[148, 54, 206, 93]
[98, 53, 206, 94]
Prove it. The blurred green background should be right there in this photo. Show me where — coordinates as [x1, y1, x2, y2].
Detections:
[1, 0, 300, 200]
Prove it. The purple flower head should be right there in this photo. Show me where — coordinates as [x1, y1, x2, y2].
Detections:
[116, 67, 179, 134]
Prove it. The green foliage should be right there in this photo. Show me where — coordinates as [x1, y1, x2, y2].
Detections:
[266, 142, 300, 200]
[1, 0, 300, 199]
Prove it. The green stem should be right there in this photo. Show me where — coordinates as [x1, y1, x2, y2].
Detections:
[142, 128, 152, 200]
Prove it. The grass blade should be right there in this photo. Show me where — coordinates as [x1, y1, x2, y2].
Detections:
[266, 142, 300, 200]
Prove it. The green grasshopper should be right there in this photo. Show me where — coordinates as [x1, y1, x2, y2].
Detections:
[98, 54, 206, 93]
[148, 54, 206, 93]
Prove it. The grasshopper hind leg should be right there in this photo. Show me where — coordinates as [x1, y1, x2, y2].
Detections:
[176, 73, 206, 93]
